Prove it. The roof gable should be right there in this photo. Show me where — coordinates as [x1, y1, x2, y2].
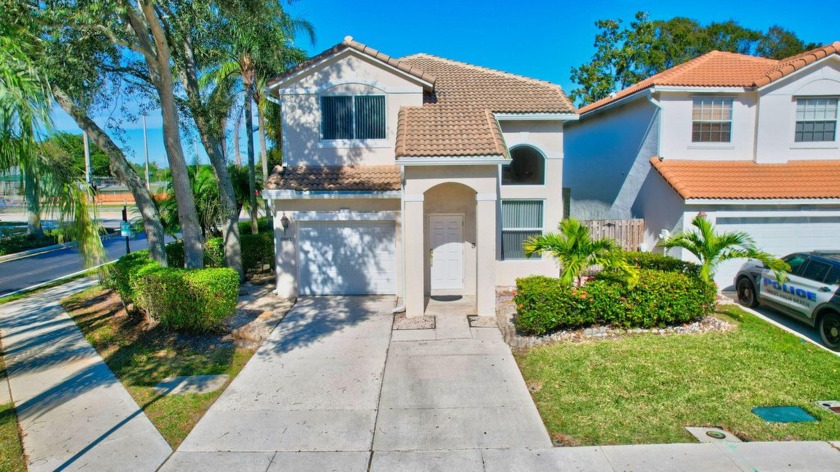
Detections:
[581, 41, 840, 115]
[267, 36, 436, 91]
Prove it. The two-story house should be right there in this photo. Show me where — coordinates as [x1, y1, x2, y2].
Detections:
[262, 37, 577, 317]
[564, 42, 840, 288]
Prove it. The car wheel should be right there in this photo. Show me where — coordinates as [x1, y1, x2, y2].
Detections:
[819, 311, 840, 351]
[736, 277, 758, 308]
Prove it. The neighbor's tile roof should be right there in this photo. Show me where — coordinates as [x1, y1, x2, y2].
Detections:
[264, 165, 401, 192]
[267, 36, 436, 88]
[581, 41, 840, 114]
[649, 157, 840, 200]
[395, 54, 576, 157]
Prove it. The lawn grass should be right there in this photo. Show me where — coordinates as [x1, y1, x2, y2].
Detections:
[0, 339, 26, 472]
[515, 305, 840, 446]
[61, 286, 255, 448]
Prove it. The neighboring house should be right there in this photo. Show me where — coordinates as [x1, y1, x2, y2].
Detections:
[262, 37, 577, 317]
[564, 42, 840, 289]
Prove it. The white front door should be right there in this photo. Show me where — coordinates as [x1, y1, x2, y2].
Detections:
[430, 215, 464, 290]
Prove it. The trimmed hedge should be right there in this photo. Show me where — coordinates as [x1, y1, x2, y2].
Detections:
[166, 232, 274, 273]
[107, 250, 238, 331]
[514, 269, 716, 335]
[106, 249, 158, 304]
[134, 266, 239, 332]
[624, 251, 701, 277]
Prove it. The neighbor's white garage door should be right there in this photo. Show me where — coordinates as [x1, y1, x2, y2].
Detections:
[714, 216, 840, 290]
[297, 221, 396, 295]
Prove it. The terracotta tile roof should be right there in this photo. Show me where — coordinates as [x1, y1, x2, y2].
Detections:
[650, 157, 840, 200]
[581, 41, 840, 114]
[396, 54, 576, 157]
[266, 36, 436, 88]
[264, 165, 401, 192]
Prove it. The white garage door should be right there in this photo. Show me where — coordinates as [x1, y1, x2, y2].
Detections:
[714, 216, 840, 290]
[297, 221, 396, 295]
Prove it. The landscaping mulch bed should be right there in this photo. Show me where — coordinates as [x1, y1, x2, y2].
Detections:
[495, 288, 735, 351]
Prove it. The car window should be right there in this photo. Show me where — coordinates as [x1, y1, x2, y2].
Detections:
[800, 260, 832, 283]
[824, 266, 840, 286]
[783, 254, 808, 276]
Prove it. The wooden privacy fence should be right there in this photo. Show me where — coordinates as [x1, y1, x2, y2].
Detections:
[581, 219, 645, 251]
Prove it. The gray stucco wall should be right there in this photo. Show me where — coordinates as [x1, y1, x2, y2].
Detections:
[563, 98, 660, 219]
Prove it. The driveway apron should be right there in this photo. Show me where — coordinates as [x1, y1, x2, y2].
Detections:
[174, 296, 394, 459]
[0, 279, 171, 472]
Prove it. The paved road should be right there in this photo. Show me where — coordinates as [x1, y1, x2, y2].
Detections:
[0, 233, 164, 296]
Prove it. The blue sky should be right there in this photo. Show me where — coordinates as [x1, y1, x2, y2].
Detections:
[53, 0, 838, 168]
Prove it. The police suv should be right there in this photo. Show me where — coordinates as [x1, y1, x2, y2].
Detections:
[735, 251, 840, 351]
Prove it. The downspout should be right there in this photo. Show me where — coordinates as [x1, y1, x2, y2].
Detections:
[647, 89, 663, 157]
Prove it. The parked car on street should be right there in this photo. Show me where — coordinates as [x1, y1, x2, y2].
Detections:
[735, 251, 840, 351]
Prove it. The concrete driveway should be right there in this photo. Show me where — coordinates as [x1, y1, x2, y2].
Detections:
[163, 297, 550, 470]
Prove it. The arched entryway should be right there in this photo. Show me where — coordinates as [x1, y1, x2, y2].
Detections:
[423, 182, 477, 297]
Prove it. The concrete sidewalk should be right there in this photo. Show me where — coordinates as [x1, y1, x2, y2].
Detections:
[0, 279, 171, 472]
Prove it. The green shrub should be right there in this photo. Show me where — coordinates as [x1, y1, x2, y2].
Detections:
[165, 241, 185, 268]
[624, 251, 701, 277]
[513, 269, 716, 335]
[134, 267, 239, 332]
[107, 250, 157, 304]
[238, 217, 272, 235]
[204, 237, 226, 267]
[167, 232, 272, 273]
[241, 232, 275, 272]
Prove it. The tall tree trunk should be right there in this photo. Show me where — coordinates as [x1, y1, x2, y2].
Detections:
[131, 3, 204, 268]
[173, 26, 243, 279]
[245, 84, 258, 234]
[257, 102, 271, 223]
[233, 113, 242, 167]
[257, 103, 269, 184]
[53, 86, 168, 265]
[22, 161, 43, 238]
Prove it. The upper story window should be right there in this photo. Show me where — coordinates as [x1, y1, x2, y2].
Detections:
[502, 146, 545, 185]
[795, 98, 837, 142]
[320, 95, 386, 140]
[692, 97, 733, 143]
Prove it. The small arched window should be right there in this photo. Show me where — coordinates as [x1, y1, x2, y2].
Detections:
[502, 146, 545, 185]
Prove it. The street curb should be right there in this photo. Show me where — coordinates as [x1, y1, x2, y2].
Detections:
[0, 233, 118, 264]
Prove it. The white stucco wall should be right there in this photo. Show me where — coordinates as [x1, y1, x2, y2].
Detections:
[658, 92, 757, 161]
[276, 51, 425, 167]
[495, 119, 568, 285]
[631, 168, 687, 254]
[755, 58, 840, 163]
[564, 98, 660, 219]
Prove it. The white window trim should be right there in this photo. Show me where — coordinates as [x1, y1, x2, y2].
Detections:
[500, 145, 548, 188]
[792, 96, 838, 144]
[319, 94, 387, 142]
[690, 96, 734, 144]
[500, 199, 545, 261]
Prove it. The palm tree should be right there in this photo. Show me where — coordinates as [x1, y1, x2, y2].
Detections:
[205, 3, 313, 234]
[661, 214, 788, 284]
[524, 218, 638, 286]
[0, 20, 103, 266]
